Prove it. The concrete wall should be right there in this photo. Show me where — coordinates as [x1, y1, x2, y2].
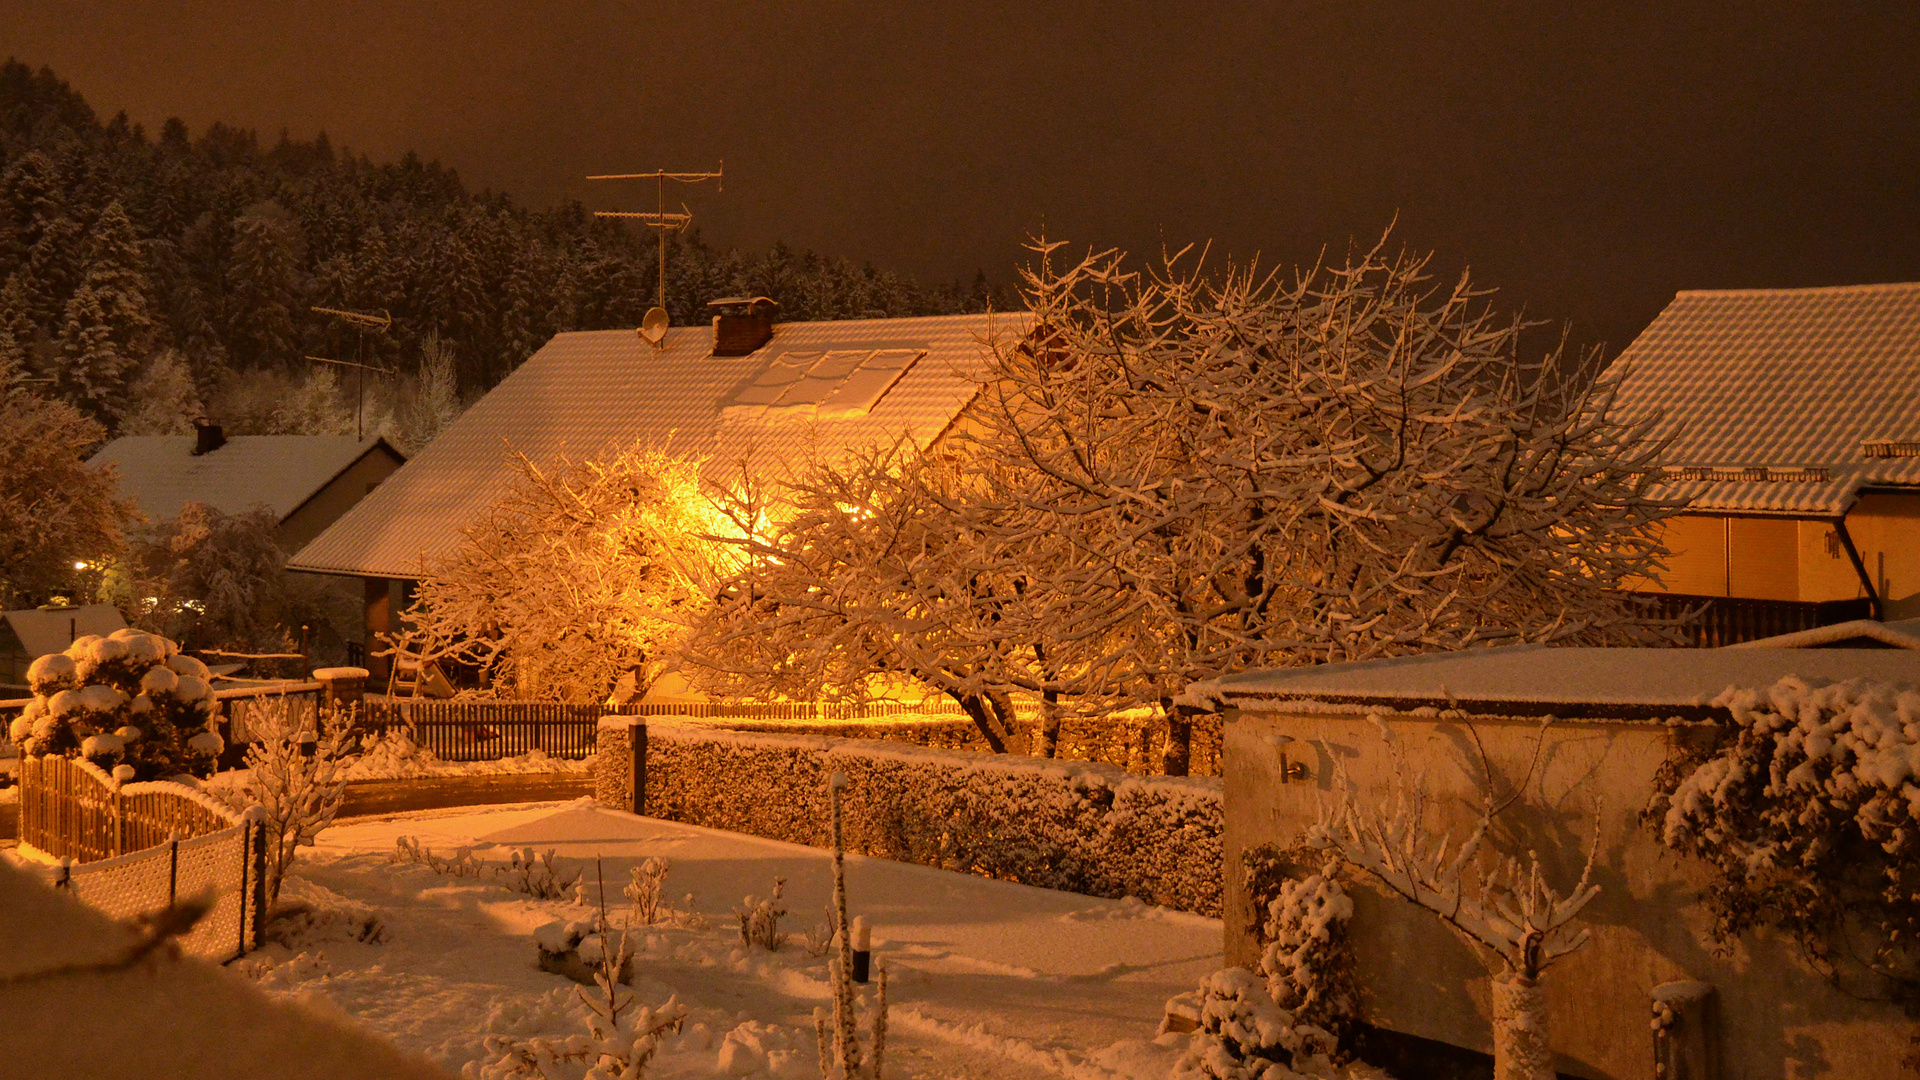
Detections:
[1224, 709, 1909, 1080]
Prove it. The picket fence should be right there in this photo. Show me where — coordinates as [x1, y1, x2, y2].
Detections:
[18, 754, 267, 963]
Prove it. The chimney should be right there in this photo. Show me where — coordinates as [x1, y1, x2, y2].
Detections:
[707, 296, 779, 357]
[192, 417, 226, 456]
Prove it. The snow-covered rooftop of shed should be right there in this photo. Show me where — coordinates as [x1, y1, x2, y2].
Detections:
[1, 603, 126, 658]
[90, 434, 398, 525]
[1192, 644, 1920, 716]
[1611, 281, 1920, 515]
[289, 312, 1024, 579]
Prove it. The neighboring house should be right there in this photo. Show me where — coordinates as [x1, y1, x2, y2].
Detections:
[0, 602, 126, 687]
[1613, 281, 1920, 640]
[288, 300, 1025, 682]
[89, 420, 406, 553]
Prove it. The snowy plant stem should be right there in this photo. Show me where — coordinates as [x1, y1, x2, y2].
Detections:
[829, 776, 861, 1076]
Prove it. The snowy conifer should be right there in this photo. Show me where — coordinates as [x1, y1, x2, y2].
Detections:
[116, 347, 204, 435]
[9, 629, 222, 782]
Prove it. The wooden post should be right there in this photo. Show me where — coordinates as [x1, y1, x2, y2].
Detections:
[1653, 980, 1717, 1080]
[631, 720, 647, 816]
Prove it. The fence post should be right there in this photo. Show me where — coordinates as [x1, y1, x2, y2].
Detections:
[631, 719, 647, 816]
[247, 807, 269, 949]
[168, 832, 180, 909]
[54, 857, 71, 891]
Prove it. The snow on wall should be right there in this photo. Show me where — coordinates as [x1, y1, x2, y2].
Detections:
[596, 719, 1223, 916]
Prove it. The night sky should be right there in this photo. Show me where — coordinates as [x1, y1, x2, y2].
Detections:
[7, 0, 1918, 354]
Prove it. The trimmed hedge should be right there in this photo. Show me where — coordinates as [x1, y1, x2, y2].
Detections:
[597, 718, 1222, 916]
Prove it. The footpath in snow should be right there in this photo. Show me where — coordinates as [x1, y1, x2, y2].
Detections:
[251, 799, 1223, 1079]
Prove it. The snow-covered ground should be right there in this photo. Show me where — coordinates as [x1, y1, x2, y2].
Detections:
[246, 799, 1222, 1079]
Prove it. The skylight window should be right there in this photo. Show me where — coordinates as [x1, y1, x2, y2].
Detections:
[724, 347, 926, 420]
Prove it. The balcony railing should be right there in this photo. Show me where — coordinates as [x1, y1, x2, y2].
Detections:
[1629, 592, 1876, 648]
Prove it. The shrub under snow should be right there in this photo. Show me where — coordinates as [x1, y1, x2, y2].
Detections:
[1649, 676, 1920, 1001]
[9, 628, 221, 781]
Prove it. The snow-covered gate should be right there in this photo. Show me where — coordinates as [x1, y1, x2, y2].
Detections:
[19, 754, 269, 963]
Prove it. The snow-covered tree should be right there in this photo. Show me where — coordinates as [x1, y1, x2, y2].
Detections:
[53, 201, 156, 427]
[115, 347, 203, 435]
[687, 440, 1138, 753]
[0, 387, 137, 608]
[408, 444, 731, 702]
[1308, 719, 1601, 1080]
[118, 501, 343, 669]
[390, 329, 461, 452]
[955, 235, 1679, 770]
[9, 629, 222, 782]
[242, 697, 354, 904]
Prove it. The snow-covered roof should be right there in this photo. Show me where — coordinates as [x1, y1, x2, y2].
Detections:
[1191, 644, 1920, 718]
[1, 603, 126, 658]
[89, 434, 400, 525]
[289, 312, 1024, 579]
[1726, 618, 1920, 650]
[1612, 281, 1920, 515]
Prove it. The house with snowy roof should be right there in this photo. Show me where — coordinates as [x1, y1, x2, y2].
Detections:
[287, 300, 1025, 682]
[89, 420, 405, 553]
[1612, 281, 1920, 640]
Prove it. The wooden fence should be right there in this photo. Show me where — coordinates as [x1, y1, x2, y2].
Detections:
[19, 753, 242, 862]
[19, 753, 266, 963]
[367, 700, 604, 761]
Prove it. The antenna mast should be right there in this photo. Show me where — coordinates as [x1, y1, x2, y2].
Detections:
[587, 164, 723, 340]
[308, 306, 394, 440]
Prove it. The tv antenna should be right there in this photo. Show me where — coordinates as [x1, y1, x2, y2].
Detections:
[308, 306, 393, 440]
[588, 164, 723, 345]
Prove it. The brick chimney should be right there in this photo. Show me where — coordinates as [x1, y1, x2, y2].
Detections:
[192, 417, 226, 456]
[707, 296, 779, 357]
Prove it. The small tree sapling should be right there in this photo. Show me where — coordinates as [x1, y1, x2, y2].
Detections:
[244, 696, 356, 906]
[1308, 719, 1600, 1080]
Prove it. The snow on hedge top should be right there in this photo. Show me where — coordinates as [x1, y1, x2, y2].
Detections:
[1728, 618, 1920, 651]
[289, 312, 1029, 579]
[1610, 281, 1920, 515]
[1190, 644, 1920, 716]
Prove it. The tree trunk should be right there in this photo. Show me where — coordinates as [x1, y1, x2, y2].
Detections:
[1038, 689, 1061, 759]
[1492, 971, 1553, 1080]
[1159, 699, 1191, 777]
[955, 693, 1008, 754]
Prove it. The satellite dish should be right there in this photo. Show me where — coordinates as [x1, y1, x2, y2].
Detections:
[639, 306, 670, 345]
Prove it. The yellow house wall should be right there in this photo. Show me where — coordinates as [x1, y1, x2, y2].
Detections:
[1841, 492, 1920, 618]
[1644, 499, 1920, 609]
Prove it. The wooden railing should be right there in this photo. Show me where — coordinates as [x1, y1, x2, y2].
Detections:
[19, 754, 242, 863]
[1632, 592, 1877, 648]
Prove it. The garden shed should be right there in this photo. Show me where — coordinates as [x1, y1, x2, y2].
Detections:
[1194, 644, 1920, 1080]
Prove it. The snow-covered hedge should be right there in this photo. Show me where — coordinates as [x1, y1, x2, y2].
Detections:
[599, 719, 1222, 915]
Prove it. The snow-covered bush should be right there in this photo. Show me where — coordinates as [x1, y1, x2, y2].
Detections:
[501, 847, 581, 900]
[392, 835, 485, 877]
[1168, 850, 1356, 1076]
[1258, 858, 1357, 1044]
[1647, 676, 1920, 1005]
[632, 722, 1222, 915]
[245, 697, 356, 905]
[533, 918, 634, 988]
[623, 857, 671, 926]
[9, 628, 221, 781]
[735, 876, 788, 951]
[1167, 968, 1340, 1080]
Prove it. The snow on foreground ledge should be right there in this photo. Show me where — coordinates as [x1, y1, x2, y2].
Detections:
[240, 800, 1228, 1080]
